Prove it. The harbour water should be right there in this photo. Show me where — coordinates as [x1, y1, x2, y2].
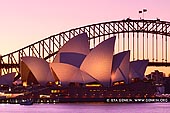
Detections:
[0, 103, 170, 113]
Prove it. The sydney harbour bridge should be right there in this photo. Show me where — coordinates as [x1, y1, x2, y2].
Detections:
[0, 19, 170, 75]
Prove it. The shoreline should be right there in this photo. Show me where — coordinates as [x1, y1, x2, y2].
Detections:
[0, 97, 168, 104]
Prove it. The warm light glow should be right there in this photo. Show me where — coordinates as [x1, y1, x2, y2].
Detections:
[113, 82, 120, 86]
[120, 81, 125, 84]
[48, 82, 53, 85]
[55, 81, 61, 86]
[23, 82, 27, 87]
[113, 81, 125, 86]
[51, 90, 60, 93]
[0, 92, 24, 98]
[5, 94, 12, 98]
[85, 84, 101, 87]
[0, 92, 5, 95]
[55, 81, 59, 85]
[40, 95, 50, 98]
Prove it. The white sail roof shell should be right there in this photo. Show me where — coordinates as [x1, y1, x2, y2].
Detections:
[80, 37, 116, 86]
[50, 63, 97, 86]
[53, 33, 90, 63]
[129, 60, 149, 80]
[0, 72, 15, 86]
[111, 51, 130, 84]
[21, 57, 55, 86]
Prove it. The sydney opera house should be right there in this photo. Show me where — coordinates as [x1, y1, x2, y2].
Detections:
[19, 33, 149, 87]
[0, 33, 156, 103]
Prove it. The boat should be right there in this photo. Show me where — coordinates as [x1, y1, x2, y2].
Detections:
[19, 99, 33, 105]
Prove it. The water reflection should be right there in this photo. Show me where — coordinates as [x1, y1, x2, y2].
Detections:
[0, 103, 170, 113]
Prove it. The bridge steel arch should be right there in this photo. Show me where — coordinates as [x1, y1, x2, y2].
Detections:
[0, 19, 170, 75]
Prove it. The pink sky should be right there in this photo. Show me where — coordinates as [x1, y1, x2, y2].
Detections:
[0, 0, 169, 74]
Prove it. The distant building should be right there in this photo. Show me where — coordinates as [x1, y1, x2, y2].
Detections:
[146, 70, 165, 94]
[146, 70, 165, 84]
